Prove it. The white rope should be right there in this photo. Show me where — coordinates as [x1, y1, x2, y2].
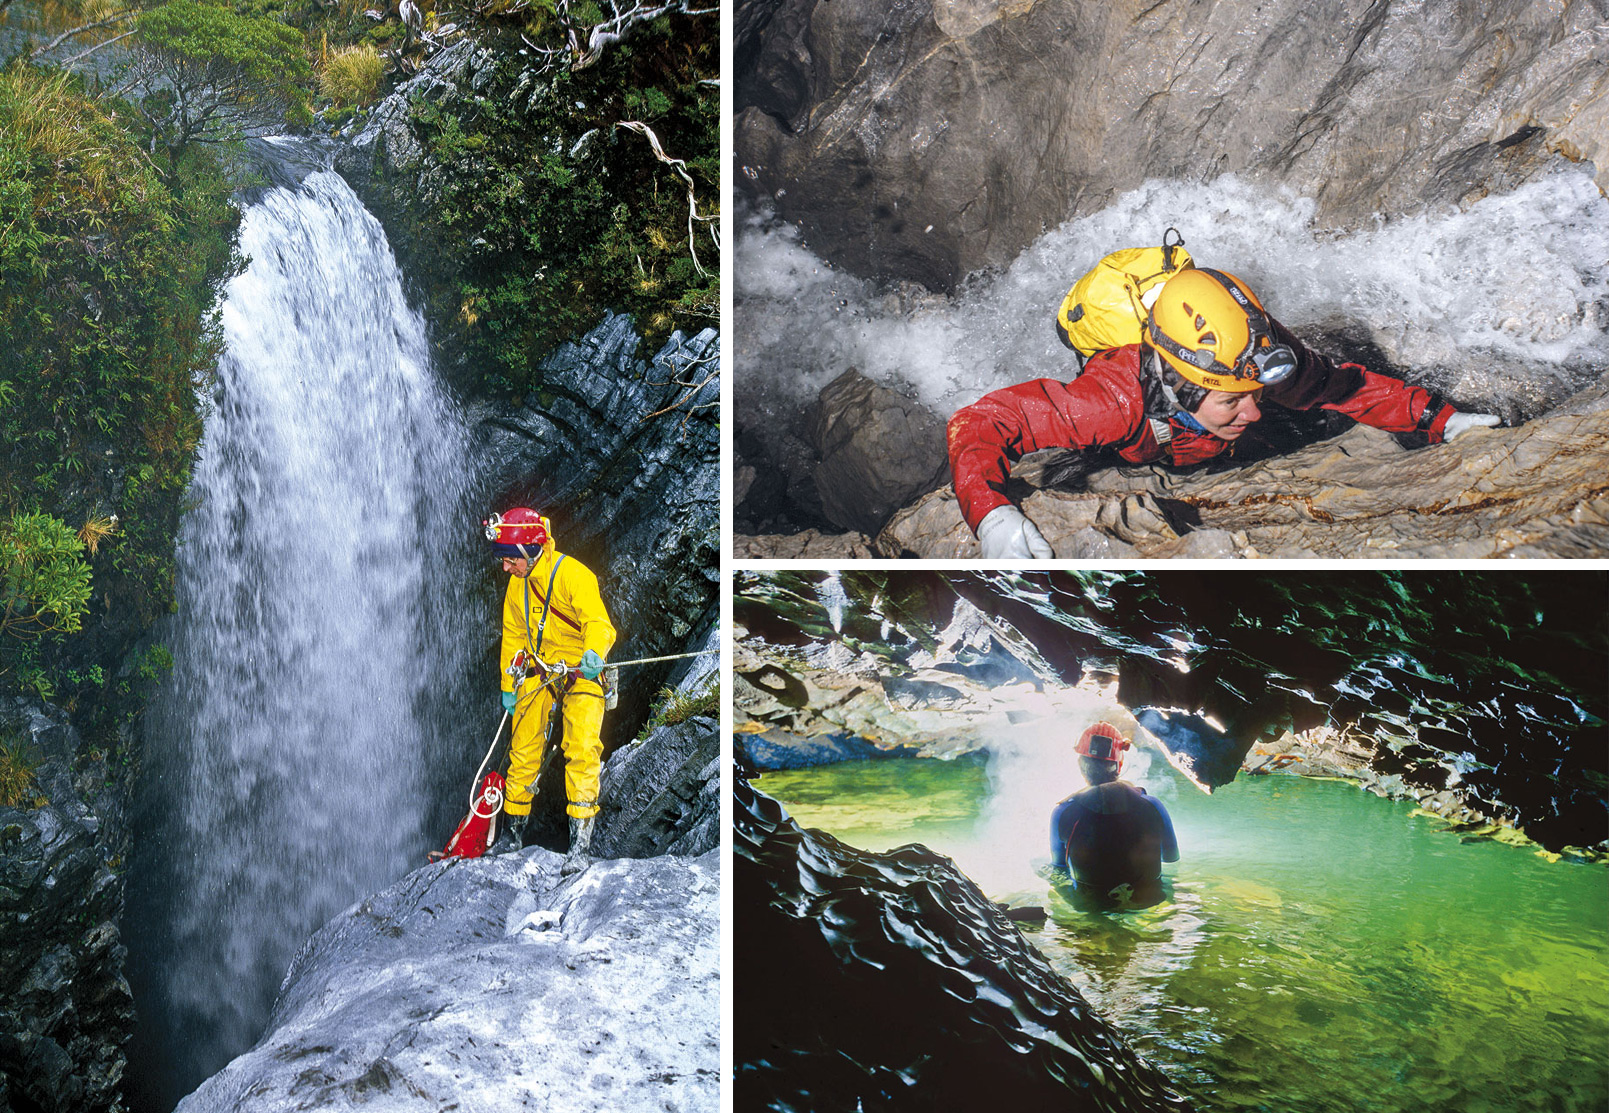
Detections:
[464, 648, 717, 812]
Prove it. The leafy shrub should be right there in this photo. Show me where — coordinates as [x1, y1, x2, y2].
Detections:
[0, 63, 238, 721]
[320, 43, 385, 108]
[1, 512, 92, 640]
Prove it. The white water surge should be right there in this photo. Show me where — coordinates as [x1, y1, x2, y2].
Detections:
[736, 172, 1609, 427]
[131, 157, 478, 1101]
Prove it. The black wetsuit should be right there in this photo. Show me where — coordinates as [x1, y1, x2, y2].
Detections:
[1050, 781, 1179, 909]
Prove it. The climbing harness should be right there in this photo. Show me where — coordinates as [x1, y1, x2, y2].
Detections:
[432, 641, 720, 860]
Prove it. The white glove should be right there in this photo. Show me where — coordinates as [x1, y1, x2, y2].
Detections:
[976, 505, 1054, 559]
[1443, 412, 1501, 441]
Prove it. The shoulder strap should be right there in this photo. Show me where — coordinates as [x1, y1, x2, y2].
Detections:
[522, 554, 574, 656]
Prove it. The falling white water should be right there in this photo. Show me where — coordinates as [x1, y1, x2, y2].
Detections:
[133, 159, 478, 1095]
[930, 681, 1180, 899]
[816, 571, 850, 633]
[735, 171, 1609, 429]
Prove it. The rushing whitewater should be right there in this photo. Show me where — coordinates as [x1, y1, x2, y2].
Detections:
[126, 158, 478, 1105]
[735, 172, 1609, 431]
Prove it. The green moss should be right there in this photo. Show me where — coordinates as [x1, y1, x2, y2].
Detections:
[381, 15, 718, 398]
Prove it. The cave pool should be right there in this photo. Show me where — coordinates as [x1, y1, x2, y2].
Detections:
[755, 755, 1609, 1113]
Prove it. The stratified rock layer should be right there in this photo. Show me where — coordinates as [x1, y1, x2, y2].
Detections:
[173, 848, 719, 1113]
[473, 315, 721, 751]
[737, 0, 1607, 289]
[872, 375, 1609, 558]
[734, 776, 1192, 1112]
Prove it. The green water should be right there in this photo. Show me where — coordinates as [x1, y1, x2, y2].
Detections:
[757, 757, 1609, 1113]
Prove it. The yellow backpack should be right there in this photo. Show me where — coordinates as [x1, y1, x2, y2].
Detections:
[1055, 229, 1192, 357]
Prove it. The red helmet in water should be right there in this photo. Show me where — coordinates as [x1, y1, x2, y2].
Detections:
[484, 507, 548, 559]
[1076, 722, 1130, 765]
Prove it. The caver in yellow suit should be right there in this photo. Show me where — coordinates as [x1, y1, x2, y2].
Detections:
[485, 507, 616, 871]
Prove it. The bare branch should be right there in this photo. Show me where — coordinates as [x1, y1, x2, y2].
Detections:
[615, 119, 717, 278]
[59, 27, 137, 69]
[30, 11, 135, 59]
[554, 0, 714, 70]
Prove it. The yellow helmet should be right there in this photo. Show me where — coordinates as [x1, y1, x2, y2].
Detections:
[1146, 268, 1297, 393]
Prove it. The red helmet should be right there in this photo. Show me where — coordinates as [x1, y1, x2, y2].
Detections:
[1076, 722, 1130, 764]
[484, 507, 549, 558]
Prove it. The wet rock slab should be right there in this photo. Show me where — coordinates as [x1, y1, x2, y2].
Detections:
[0, 700, 132, 1113]
[173, 849, 719, 1113]
[734, 777, 1192, 1112]
[874, 375, 1609, 558]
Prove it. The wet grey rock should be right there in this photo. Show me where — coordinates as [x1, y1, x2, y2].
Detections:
[736, 0, 1606, 289]
[869, 373, 1609, 558]
[594, 625, 720, 859]
[734, 590, 1065, 759]
[595, 716, 718, 858]
[734, 528, 874, 558]
[809, 369, 950, 535]
[473, 316, 721, 749]
[734, 777, 1192, 1112]
[0, 701, 133, 1113]
[173, 849, 719, 1113]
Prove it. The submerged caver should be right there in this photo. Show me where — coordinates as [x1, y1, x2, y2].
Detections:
[948, 266, 1503, 558]
[1050, 722, 1180, 910]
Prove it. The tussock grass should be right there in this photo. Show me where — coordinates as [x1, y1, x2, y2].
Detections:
[645, 676, 719, 732]
[0, 734, 41, 809]
[319, 45, 386, 108]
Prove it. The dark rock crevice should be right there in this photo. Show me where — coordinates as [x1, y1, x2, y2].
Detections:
[735, 774, 1193, 1112]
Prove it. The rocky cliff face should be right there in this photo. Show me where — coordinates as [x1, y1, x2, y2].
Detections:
[737, 0, 1606, 290]
[173, 848, 719, 1113]
[734, 775, 1192, 1111]
[470, 315, 721, 751]
[734, 570, 1609, 856]
[0, 701, 134, 1113]
[594, 626, 721, 860]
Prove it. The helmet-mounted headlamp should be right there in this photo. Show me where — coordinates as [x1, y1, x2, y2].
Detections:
[1076, 722, 1131, 764]
[1147, 267, 1298, 387]
[484, 507, 549, 558]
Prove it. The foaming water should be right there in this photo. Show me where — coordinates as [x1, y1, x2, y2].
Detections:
[126, 163, 478, 1108]
[736, 173, 1609, 429]
[759, 755, 1609, 1112]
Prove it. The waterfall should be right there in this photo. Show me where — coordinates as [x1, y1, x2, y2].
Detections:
[125, 152, 479, 1108]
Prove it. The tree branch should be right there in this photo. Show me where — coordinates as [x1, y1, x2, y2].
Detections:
[59, 27, 137, 69]
[615, 119, 717, 278]
[31, 11, 135, 59]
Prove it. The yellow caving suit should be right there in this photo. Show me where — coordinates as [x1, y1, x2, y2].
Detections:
[500, 547, 617, 819]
